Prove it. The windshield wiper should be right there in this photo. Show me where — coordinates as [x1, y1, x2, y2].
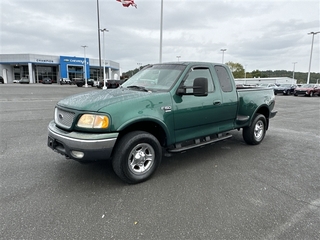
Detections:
[126, 85, 150, 92]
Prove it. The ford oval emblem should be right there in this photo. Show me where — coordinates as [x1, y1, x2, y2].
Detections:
[59, 113, 64, 120]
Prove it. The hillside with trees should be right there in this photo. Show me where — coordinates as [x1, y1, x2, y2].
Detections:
[121, 62, 320, 84]
[225, 62, 319, 84]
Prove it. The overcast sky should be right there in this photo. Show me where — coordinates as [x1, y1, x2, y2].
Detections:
[0, 0, 319, 74]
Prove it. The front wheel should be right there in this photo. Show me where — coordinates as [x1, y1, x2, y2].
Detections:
[243, 114, 267, 145]
[112, 131, 162, 184]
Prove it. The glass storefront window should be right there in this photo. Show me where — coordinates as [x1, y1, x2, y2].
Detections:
[90, 68, 103, 80]
[36, 66, 57, 83]
[13, 66, 21, 80]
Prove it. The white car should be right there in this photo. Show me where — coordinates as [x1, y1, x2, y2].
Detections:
[13, 79, 20, 83]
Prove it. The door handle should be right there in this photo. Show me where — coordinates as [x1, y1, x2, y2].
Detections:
[213, 101, 222, 105]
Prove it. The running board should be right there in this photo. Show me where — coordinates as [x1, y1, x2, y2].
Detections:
[168, 133, 232, 153]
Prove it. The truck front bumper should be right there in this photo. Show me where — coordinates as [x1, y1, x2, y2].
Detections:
[47, 120, 118, 162]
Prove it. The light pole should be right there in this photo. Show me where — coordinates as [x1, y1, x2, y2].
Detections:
[96, 0, 102, 80]
[176, 56, 181, 62]
[81, 45, 88, 88]
[307, 31, 319, 84]
[220, 49, 227, 63]
[100, 28, 109, 90]
[292, 62, 297, 81]
[159, 0, 163, 63]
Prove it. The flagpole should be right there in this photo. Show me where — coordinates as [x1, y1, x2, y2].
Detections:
[159, 0, 163, 63]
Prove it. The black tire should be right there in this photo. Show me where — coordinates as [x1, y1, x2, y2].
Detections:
[76, 84, 83, 87]
[242, 114, 267, 145]
[309, 91, 314, 97]
[112, 131, 162, 184]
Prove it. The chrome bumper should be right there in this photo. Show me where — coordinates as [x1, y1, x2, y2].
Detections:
[47, 120, 118, 162]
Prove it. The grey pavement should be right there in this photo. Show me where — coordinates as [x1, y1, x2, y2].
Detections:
[0, 84, 319, 239]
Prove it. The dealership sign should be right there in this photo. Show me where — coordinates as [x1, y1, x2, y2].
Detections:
[60, 56, 90, 79]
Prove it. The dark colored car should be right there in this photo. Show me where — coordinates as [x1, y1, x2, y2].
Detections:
[294, 84, 320, 97]
[97, 79, 126, 89]
[42, 77, 53, 84]
[0, 76, 4, 84]
[274, 84, 297, 95]
[73, 78, 94, 87]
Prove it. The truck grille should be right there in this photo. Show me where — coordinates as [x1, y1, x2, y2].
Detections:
[54, 108, 75, 129]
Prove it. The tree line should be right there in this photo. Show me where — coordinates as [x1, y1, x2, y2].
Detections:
[122, 62, 320, 84]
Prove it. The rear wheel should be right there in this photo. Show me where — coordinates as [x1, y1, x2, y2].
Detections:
[243, 114, 267, 145]
[112, 131, 162, 184]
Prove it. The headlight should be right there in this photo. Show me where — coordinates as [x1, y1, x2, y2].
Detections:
[77, 114, 109, 129]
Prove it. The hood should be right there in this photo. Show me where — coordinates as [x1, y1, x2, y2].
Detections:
[296, 87, 312, 91]
[275, 86, 288, 90]
[57, 88, 152, 112]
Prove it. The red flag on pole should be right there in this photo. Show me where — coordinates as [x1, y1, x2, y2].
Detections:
[116, 0, 137, 8]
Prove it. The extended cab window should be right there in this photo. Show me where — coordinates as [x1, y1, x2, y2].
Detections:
[183, 68, 214, 93]
[214, 66, 233, 92]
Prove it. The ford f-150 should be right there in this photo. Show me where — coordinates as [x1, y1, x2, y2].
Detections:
[48, 62, 277, 183]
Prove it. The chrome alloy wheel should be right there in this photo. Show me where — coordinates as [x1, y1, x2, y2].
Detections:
[254, 120, 265, 142]
[128, 143, 155, 174]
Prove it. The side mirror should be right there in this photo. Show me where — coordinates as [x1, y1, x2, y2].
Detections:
[193, 77, 208, 96]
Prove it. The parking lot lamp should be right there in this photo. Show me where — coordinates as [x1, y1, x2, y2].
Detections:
[292, 62, 297, 81]
[307, 31, 319, 84]
[220, 49, 227, 63]
[81, 45, 88, 87]
[100, 28, 109, 90]
[96, 0, 102, 80]
[159, 0, 163, 63]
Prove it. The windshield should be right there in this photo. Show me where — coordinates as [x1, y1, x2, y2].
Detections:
[279, 84, 291, 87]
[122, 64, 186, 92]
[300, 84, 314, 88]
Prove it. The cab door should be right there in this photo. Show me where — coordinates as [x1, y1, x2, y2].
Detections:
[173, 65, 236, 142]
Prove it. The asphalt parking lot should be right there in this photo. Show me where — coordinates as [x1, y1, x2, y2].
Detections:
[0, 84, 319, 239]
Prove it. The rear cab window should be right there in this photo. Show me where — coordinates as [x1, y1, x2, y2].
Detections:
[214, 65, 233, 92]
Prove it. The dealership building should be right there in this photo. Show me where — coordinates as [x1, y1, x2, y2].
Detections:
[0, 53, 121, 83]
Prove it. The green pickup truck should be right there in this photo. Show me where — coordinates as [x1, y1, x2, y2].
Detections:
[48, 62, 277, 183]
